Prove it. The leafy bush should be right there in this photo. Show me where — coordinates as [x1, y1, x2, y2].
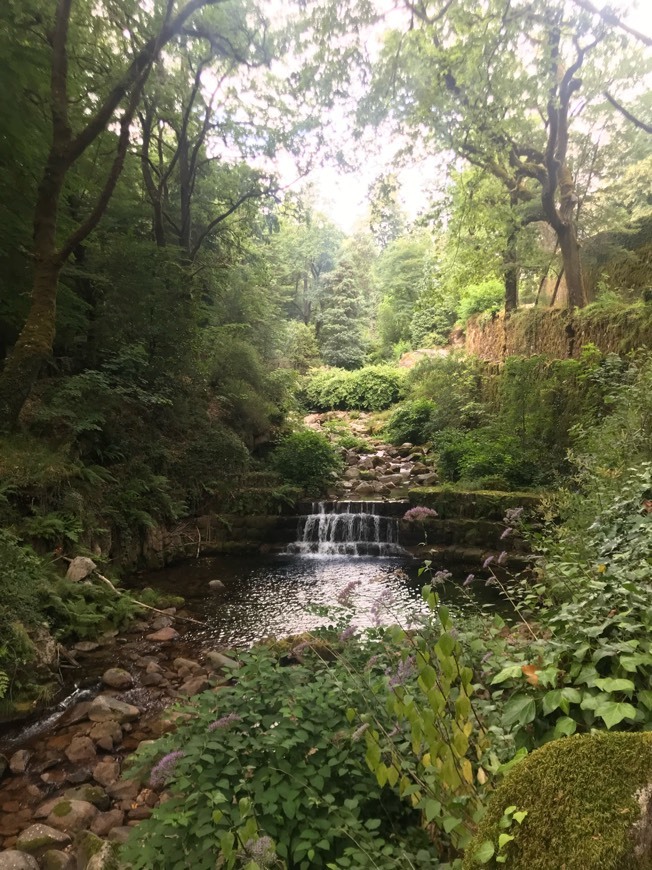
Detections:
[383, 399, 438, 445]
[0, 531, 46, 671]
[121, 641, 438, 870]
[434, 427, 543, 488]
[302, 366, 405, 411]
[408, 353, 484, 430]
[457, 278, 504, 324]
[270, 429, 342, 494]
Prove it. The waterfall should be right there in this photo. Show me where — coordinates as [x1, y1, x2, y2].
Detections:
[288, 501, 406, 557]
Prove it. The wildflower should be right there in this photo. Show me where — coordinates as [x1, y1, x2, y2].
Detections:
[365, 654, 380, 670]
[497, 551, 508, 565]
[291, 641, 310, 655]
[432, 569, 452, 585]
[208, 712, 242, 731]
[244, 836, 275, 867]
[352, 722, 370, 741]
[463, 574, 475, 587]
[150, 751, 184, 788]
[500, 527, 513, 540]
[482, 555, 495, 568]
[337, 579, 361, 606]
[503, 506, 524, 525]
[404, 506, 438, 521]
[481, 651, 492, 664]
[371, 589, 395, 626]
[338, 624, 357, 642]
[386, 656, 415, 689]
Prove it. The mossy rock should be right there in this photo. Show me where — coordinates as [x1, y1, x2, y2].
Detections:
[465, 732, 652, 870]
[408, 487, 543, 521]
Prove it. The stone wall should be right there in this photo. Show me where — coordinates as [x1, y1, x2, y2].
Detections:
[465, 304, 652, 363]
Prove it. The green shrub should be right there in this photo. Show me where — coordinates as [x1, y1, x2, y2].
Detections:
[302, 366, 405, 411]
[121, 641, 437, 870]
[270, 429, 342, 493]
[384, 399, 438, 445]
[408, 353, 484, 430]
[457, 278, 504, 324]
[434, 427, 544, 488]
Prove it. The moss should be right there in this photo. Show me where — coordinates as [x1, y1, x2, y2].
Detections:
[465, 733, 652, 870]
[51, 800, 72, 817]
[408, 486, 543, 521]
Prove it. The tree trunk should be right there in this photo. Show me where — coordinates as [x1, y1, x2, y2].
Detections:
[558, 224, 586, 309]
[503, 225, 519, 313]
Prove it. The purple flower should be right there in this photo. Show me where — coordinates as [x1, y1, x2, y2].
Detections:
[150, 751, 184, 788]
[365, 654, 380, 670]
[481, 651, 493, 664]
[463, 574, 475, 587]
[503, 507, 524, 525]
[370, 589, 395, 626]
[244, 836, 275, 866]
[339, 624, 357, 642]
[208, 712, 242, 731]
[337, 580, 361, 606]
[497, 551, 508, 565]
[386, 656, 415, 689]
[482, 555, 495, 568]
[404, 506, 438, 521]
[291, 641, 310, 655]
[500, 527, 513, 540]
[433, 569, 453, 586]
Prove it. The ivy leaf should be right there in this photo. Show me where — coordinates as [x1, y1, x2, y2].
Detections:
[503, 695, 537, 728]
[473, 841, 495, 864]
[595, 700, 637, 729]
[594, 678, 635, 694]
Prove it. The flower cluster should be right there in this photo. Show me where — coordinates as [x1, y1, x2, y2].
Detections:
[244, 836, 275, 867]
[370, 589, 395, 626]
[503, 506, 524, 525]
[208, 712, 242, 731]
[150, 751, 184, 788]
[386, 655, 415, 689]
[403, 506, 438, 522]
[337, 579, 361, 606]
[338, 624, 358, 642]
[432, 569, 452, 585]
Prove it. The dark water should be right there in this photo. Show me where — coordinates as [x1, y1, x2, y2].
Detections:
[129, 554, 499, 648]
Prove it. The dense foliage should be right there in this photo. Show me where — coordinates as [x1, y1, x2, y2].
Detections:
[302, 366, 405, 411]
[270, 430, 342, 494]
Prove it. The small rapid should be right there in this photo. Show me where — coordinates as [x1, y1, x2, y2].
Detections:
[287, 500, 407, 557]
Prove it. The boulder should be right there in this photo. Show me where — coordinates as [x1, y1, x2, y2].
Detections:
[173, 657, 202, 674]
[208, 579, 224, 590]
[89, 720, 122, 751]
[90, 809, 125, 837]
[88, 696, 140, 724]
[9, 749, 31, 774]
[92, 760, 120, 788]
[63, 785, 110, 811]
[204, 651, 240, 672]
[464, 732, 652, 870]
[65, 557, 97, 582]
[145, 626, 179, 643]
[64, 736, 96, 765]
[101, 668, 133, 690]
[179, 676, 210, 696]
[15, 824, 71, 857]
[40, 851, 75, 870]
[0, 852, 40, 870]
[46, 799, 98, 833]
[86, 842, 119, 870]
[106, 827, 132, 845]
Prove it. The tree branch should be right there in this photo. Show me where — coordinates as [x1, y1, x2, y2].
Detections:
[605, 91, 652, 134]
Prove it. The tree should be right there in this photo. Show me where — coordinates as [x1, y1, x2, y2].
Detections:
[363, 0, 650, 310]
[0, 0, 265, 431]
[319, 255, 366, 368]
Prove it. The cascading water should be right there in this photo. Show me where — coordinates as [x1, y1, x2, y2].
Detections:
[288, 501, 406, 557]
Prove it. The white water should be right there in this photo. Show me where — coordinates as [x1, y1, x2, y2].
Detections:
[288, 501, 406, 557]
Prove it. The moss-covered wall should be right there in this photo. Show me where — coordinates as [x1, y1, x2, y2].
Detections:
[465, 303, 652, 363]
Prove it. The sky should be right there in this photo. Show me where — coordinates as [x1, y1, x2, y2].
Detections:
[289, 0, 652, 234]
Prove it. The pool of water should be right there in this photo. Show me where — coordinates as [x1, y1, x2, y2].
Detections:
[129, 554, 501, 648]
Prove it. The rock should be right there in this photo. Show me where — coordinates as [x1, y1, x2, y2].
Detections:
[145, 626, 179, 642]
[88, 696, 140, 723]
[105, 780, 139, 802]
[63, 785, 110, 811]
[173, 657, 202, 673]
[343, 467, 361, 480]
[106, 827, 132, 845]
[417, 473, 439, 486]
[73, 641, 100, 652]
[0, 852, 40, 870]
[65, 557, 97, 582]
[86, 841, 119, 870]
[204, 651, 240, 672]
[100, 668, 133, 690]
[15, 824, 71, 857]
[40, 851, 75, 870]
[65, 767, 92, 785]
[89, 719, 122, 751]
[46, 799, 98, 833]
[64, 702, 92, 725]
[208, 579, 224, 590]
[179, 676, 210, 696]
[145, 660, 163, 673]
[65, 736, 97, 765]
[140, 672, 163, 687]
[464, 732, 652, 870]
[9, 750, 31, 774]
[29, 626, 59, 668]
[92, 760, 120, 788]
[90, 809, 125, 837]
[74, 830, 106, 869]
[149, 616, 172, 630]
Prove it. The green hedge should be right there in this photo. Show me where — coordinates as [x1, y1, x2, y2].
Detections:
[302, 365, 405, 411]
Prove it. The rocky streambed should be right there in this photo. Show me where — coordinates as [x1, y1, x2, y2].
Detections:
[0, 605, 240, 870]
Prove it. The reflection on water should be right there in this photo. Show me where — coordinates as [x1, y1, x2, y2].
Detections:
[132, 554, 500, 648]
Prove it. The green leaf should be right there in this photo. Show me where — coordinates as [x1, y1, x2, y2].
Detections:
[594, 678, 635, 694]
[503, 695, 537, 728]
[553, 716, 577, 737]
[473, 841, 495, 864]
[498, 833, 515, 849]
[595, 700, 638, 729]
[491, 665, 523, 684]
[425, 799, 442, 822]
[513, 811, 528, 824]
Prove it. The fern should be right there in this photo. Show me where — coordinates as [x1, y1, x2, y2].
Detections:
[0, 669, 9, 700]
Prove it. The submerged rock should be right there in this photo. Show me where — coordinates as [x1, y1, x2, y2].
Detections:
[88, 696, 140, 724]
